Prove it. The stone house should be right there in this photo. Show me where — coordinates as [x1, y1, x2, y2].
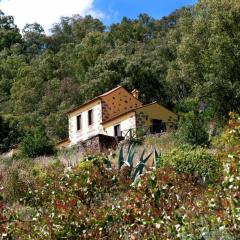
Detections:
[56, 86, 177, 150]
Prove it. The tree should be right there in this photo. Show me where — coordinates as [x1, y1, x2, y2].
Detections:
[0, 10, 22, 50]
[48, 16, 73, 50]
[167, 0, 240, 115]
[175, 111, 209, 146]
[72, 15, 105, 41]
[0, 116, 10, 152]
[22, 22, 46, 55]
[84, 40, 172, 105]
[0, 53, 27, 111]
[0, 116, 20, 153]
[47, 15, 105, 51]
[20, 128, 53, 158]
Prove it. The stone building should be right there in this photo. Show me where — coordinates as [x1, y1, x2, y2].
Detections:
[56, 86, 177, 150]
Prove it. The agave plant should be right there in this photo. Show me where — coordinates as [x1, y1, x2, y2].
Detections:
[117, 143, 160, 181]
[119, 143, 136, 177]
[118, 144, 135, 168]
[152, 147, 160, 169]
[131, 149, 152, 181]
[118, 144, 125, 172]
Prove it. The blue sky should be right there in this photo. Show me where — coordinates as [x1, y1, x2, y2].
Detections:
[94, 0, 197, 25]
[0, 0, 197, 32]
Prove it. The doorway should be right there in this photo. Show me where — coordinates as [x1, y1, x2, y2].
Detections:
[151, 119, 166, 134]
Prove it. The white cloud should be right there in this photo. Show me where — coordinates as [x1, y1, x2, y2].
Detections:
[0, 0, 105, 33]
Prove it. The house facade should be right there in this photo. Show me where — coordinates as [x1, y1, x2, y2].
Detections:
[57, 86, 177, 149]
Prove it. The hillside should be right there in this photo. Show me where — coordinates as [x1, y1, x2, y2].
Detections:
[0, 113, 239, 239]
[1, 0, 240, 152]
[1, 1, 240, 238]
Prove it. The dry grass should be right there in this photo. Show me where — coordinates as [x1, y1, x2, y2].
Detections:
[144, 132, 176, 153]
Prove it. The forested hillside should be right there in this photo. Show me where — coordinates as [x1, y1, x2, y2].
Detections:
[1, 0, 240, 151]
[1, 1, 240, 238]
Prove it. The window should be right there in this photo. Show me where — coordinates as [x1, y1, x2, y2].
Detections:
[88, 109, 93, 126]
[77, 115, 81, 131]
[114, 124, 121, 137]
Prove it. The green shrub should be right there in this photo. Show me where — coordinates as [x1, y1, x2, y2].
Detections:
[176, 111, 209, 146]
[160, 145, 220, 183]
[1, 158, 35, 203]
[20, 128, 53, 158]
[0, 116, 20, 153]
[174, 98, 198, 113]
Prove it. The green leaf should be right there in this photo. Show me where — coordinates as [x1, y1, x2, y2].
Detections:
[118, 144, 125, 171]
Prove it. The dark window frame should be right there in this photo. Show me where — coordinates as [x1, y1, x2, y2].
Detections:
[88, 109, 93, 126]
[77, 114, 82, 131]
[114, 124, 121, 137]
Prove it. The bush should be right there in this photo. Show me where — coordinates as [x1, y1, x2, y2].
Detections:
[175, 111, 209, 146]
[1, 158, 35, 203]
[0, 116, 20, 153]
[174, 98, 198, 113]
[160, 145, 220, 183]
[1, 114, 239, 239]
[20, 128, 53, 158]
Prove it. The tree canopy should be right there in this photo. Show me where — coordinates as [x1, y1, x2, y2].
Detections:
[1, 0, 240, 149]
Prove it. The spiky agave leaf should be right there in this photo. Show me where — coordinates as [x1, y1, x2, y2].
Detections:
[118, 144, 125, 171]
[131, 149, 145, 180]
[131, 168, 141, 185]
[132, 150, 152, 180]
[144, 152, 153, 164]
[126, 142, 134, 154]
[152, 147, 160, 169]
[132, 162, 144, 180]
[139, 149, 146, 163]
[124, 143, 135, 167]
[139, 152, 152, 174]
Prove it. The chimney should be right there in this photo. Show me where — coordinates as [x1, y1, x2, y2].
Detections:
[131, 89, 140, 99]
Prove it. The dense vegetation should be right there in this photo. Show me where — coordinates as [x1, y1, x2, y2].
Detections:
[1, 0, 240, 150]
[1, 1, 240, 237]
[0, 113, 239, 239]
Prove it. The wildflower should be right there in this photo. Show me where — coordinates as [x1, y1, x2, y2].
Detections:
[156, 223, 161, 229]
[219, 226, 225, 231]
[175, 224, 181, 230]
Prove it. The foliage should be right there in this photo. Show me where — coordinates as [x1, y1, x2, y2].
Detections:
[174, 98, 198, 113]
[0, 113, 240, 239]
[1, 158, 35, 203]
[0, 116, 10, 153]
[22, 22, 46, 55]
[215, 112, 240, 236]
[117, 143, 153, 181]
[144, 132, 176, 153]
[20, 128, 53, 158]
[1, 1, 240, 145]
[1, 3, 240, 238]
[176, 111, 209, 146]
[159, 145, 220, 183]
[0, 9, 185, 143]
[0, 116, 20, 153]
[0, 10, 22, 51]
[167, 0, 240, 114]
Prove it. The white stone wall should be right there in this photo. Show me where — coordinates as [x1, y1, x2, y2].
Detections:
[68, 101, 103, 144]
[103, 113, 136, 138]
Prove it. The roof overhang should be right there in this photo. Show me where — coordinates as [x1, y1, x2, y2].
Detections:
[67, 98, 100, 115]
